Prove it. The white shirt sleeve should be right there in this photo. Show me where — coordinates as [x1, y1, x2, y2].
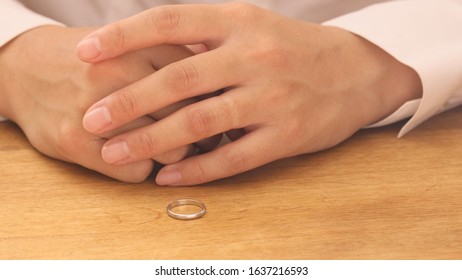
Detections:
[0, 0, 63, 121]
[0, 0, 63, 47]
[324, 0, 462, 137]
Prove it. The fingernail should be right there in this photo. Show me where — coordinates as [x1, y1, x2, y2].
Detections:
[102, 140, 130, 164]
[76, 36, 101, 60]
[156, 168, 182, 186]
[83, 106, 111, 133]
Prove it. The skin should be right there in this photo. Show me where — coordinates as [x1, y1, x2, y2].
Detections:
[0, 25, 211, 183]
[77, 3, 423, 186]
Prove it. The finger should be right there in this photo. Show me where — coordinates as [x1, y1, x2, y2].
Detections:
[56, 133, 154, 183]
[112, 45, 197, 165]
[155, 128, 280, 186]
[99, 90, 257, 165]
[99, 116, 154, 139]
[194, 90, 227, 151]
[148, 97, 222, 158]
[82, 48, 246, 134]
[84, 139, 154, 183]
[99, 115, 194, 165]
[76, 4, 232, 62]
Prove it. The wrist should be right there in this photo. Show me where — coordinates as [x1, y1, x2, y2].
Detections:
[0, 25, 95, 125]
[366, 42, 423, 125]
[0, 36, 20, 121]
[337, 28, 423, 127]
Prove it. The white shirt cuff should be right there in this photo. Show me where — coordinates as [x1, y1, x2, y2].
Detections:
[324, 0, 462, 137]
[1, 0, 64, 47]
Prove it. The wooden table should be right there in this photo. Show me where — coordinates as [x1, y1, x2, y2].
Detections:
[1, 108, 462, 260]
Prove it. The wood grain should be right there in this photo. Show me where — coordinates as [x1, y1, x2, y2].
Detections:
[1, 108, 462, 259]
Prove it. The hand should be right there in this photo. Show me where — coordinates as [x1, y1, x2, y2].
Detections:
[0, 25, 199, 182]
[77, 3, 422, 185]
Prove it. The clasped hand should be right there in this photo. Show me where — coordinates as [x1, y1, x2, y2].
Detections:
[78, 3, 421, 185]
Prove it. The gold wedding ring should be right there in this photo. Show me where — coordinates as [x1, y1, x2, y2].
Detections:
[167, 199, 206, 220]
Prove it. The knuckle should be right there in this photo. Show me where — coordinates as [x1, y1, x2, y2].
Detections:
[264, 47, 289, 69]
[116, 161, 153, 183]
[184, 107, 216, 139]
[104, 23, 127, 51]
[113, 88, 139, 117]
[139, 129, 158, 156]
[252, 39, 289, 69]
[151, 6, 182, 35]
[123, 163, 153, 183]
[129, 128, 158, 158]
[224, 2, 258, 20]
[162, 62, 200, 94]
[188, 161, 208, 184]
[221, 2, 260, 31]
[223, 149, 249, 174]
[56, 124, 83, 158]
[219, 95, 240, 127]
